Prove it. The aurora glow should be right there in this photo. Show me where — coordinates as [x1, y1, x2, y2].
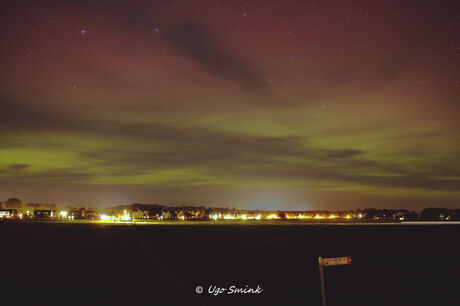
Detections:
[0, 0, 458, 209]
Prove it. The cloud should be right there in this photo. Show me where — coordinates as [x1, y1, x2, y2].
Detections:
[2, 94, 458, 193]
[0, 168, 94, 184]
[8, 164, 29, 171]
[322, 149, 363, 159]
[161, 21, 263, 90]
[3, 91, 460, 193]
[231, 164, 460, 192]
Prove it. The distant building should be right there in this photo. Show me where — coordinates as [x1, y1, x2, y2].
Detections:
[83, 210, 98, 220]
[34, 210, 53, 219]
[69, 209, 83, 220]
[222, 213, 236, 220]
[0, 209, 18, 219]
[177, 211, 193, 220]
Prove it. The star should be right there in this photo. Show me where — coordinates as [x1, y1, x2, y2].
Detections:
[80, 29, 87, 35]
[154, 27, 160, 32]
[243, 12, 247, 17]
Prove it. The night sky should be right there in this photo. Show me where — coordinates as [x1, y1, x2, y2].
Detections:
[1, 0, 459, 210]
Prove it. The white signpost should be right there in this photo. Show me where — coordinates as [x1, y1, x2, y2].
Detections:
[318, 256, 352, 306]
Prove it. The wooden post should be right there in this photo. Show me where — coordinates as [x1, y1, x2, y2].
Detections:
[318, 257, 327, 306]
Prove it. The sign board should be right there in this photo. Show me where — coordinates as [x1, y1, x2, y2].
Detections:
[320, 256, 352, 266]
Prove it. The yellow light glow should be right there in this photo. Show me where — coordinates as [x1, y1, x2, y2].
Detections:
[329, 215, 336, 219]
[118, 211, 131, 221]
[223, 214, 235, 219]
[346, 215, 351, 219]
[314, 214, 324, 219]
[59, 211, 68, 218]
[266, 213, 279, 219]
[100, 214, 111, 221]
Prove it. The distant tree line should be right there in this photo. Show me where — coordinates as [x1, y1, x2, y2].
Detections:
[360, 208, 419, 221]
[419, 208, 460, 221]
[1, 198, 459, 221]
[360, 208, 460, 221]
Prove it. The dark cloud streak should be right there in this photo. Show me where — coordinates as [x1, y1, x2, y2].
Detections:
[161, 21, 264, 90]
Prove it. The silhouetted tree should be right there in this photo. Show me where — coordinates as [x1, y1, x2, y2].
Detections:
[407, 211, 419, 220]
[4, 198, 23, 208]
[450, 209, 460, 221]
[420, 208, 449, 221]
[363, 208, 378, 220]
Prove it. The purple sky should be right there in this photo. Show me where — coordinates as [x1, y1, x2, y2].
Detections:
[1, 0, 459, 210]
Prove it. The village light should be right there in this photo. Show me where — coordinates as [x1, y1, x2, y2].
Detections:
[266, 213, 279, 219]
[346, 215, 351, 219]
[255, 214, 261, 220]
[100, 214, 111, 221]
[329, 215, 336, 219]
[120, 211, 131, 221]
[59, 211, 68, 218]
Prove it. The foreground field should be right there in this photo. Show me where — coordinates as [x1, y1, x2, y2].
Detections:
[1, 222, 459, 306]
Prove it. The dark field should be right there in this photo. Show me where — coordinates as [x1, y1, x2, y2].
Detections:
[1, 222, 459, 306]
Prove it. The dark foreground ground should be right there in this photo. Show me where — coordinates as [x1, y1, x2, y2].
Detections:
[1, 222, 459, 306]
